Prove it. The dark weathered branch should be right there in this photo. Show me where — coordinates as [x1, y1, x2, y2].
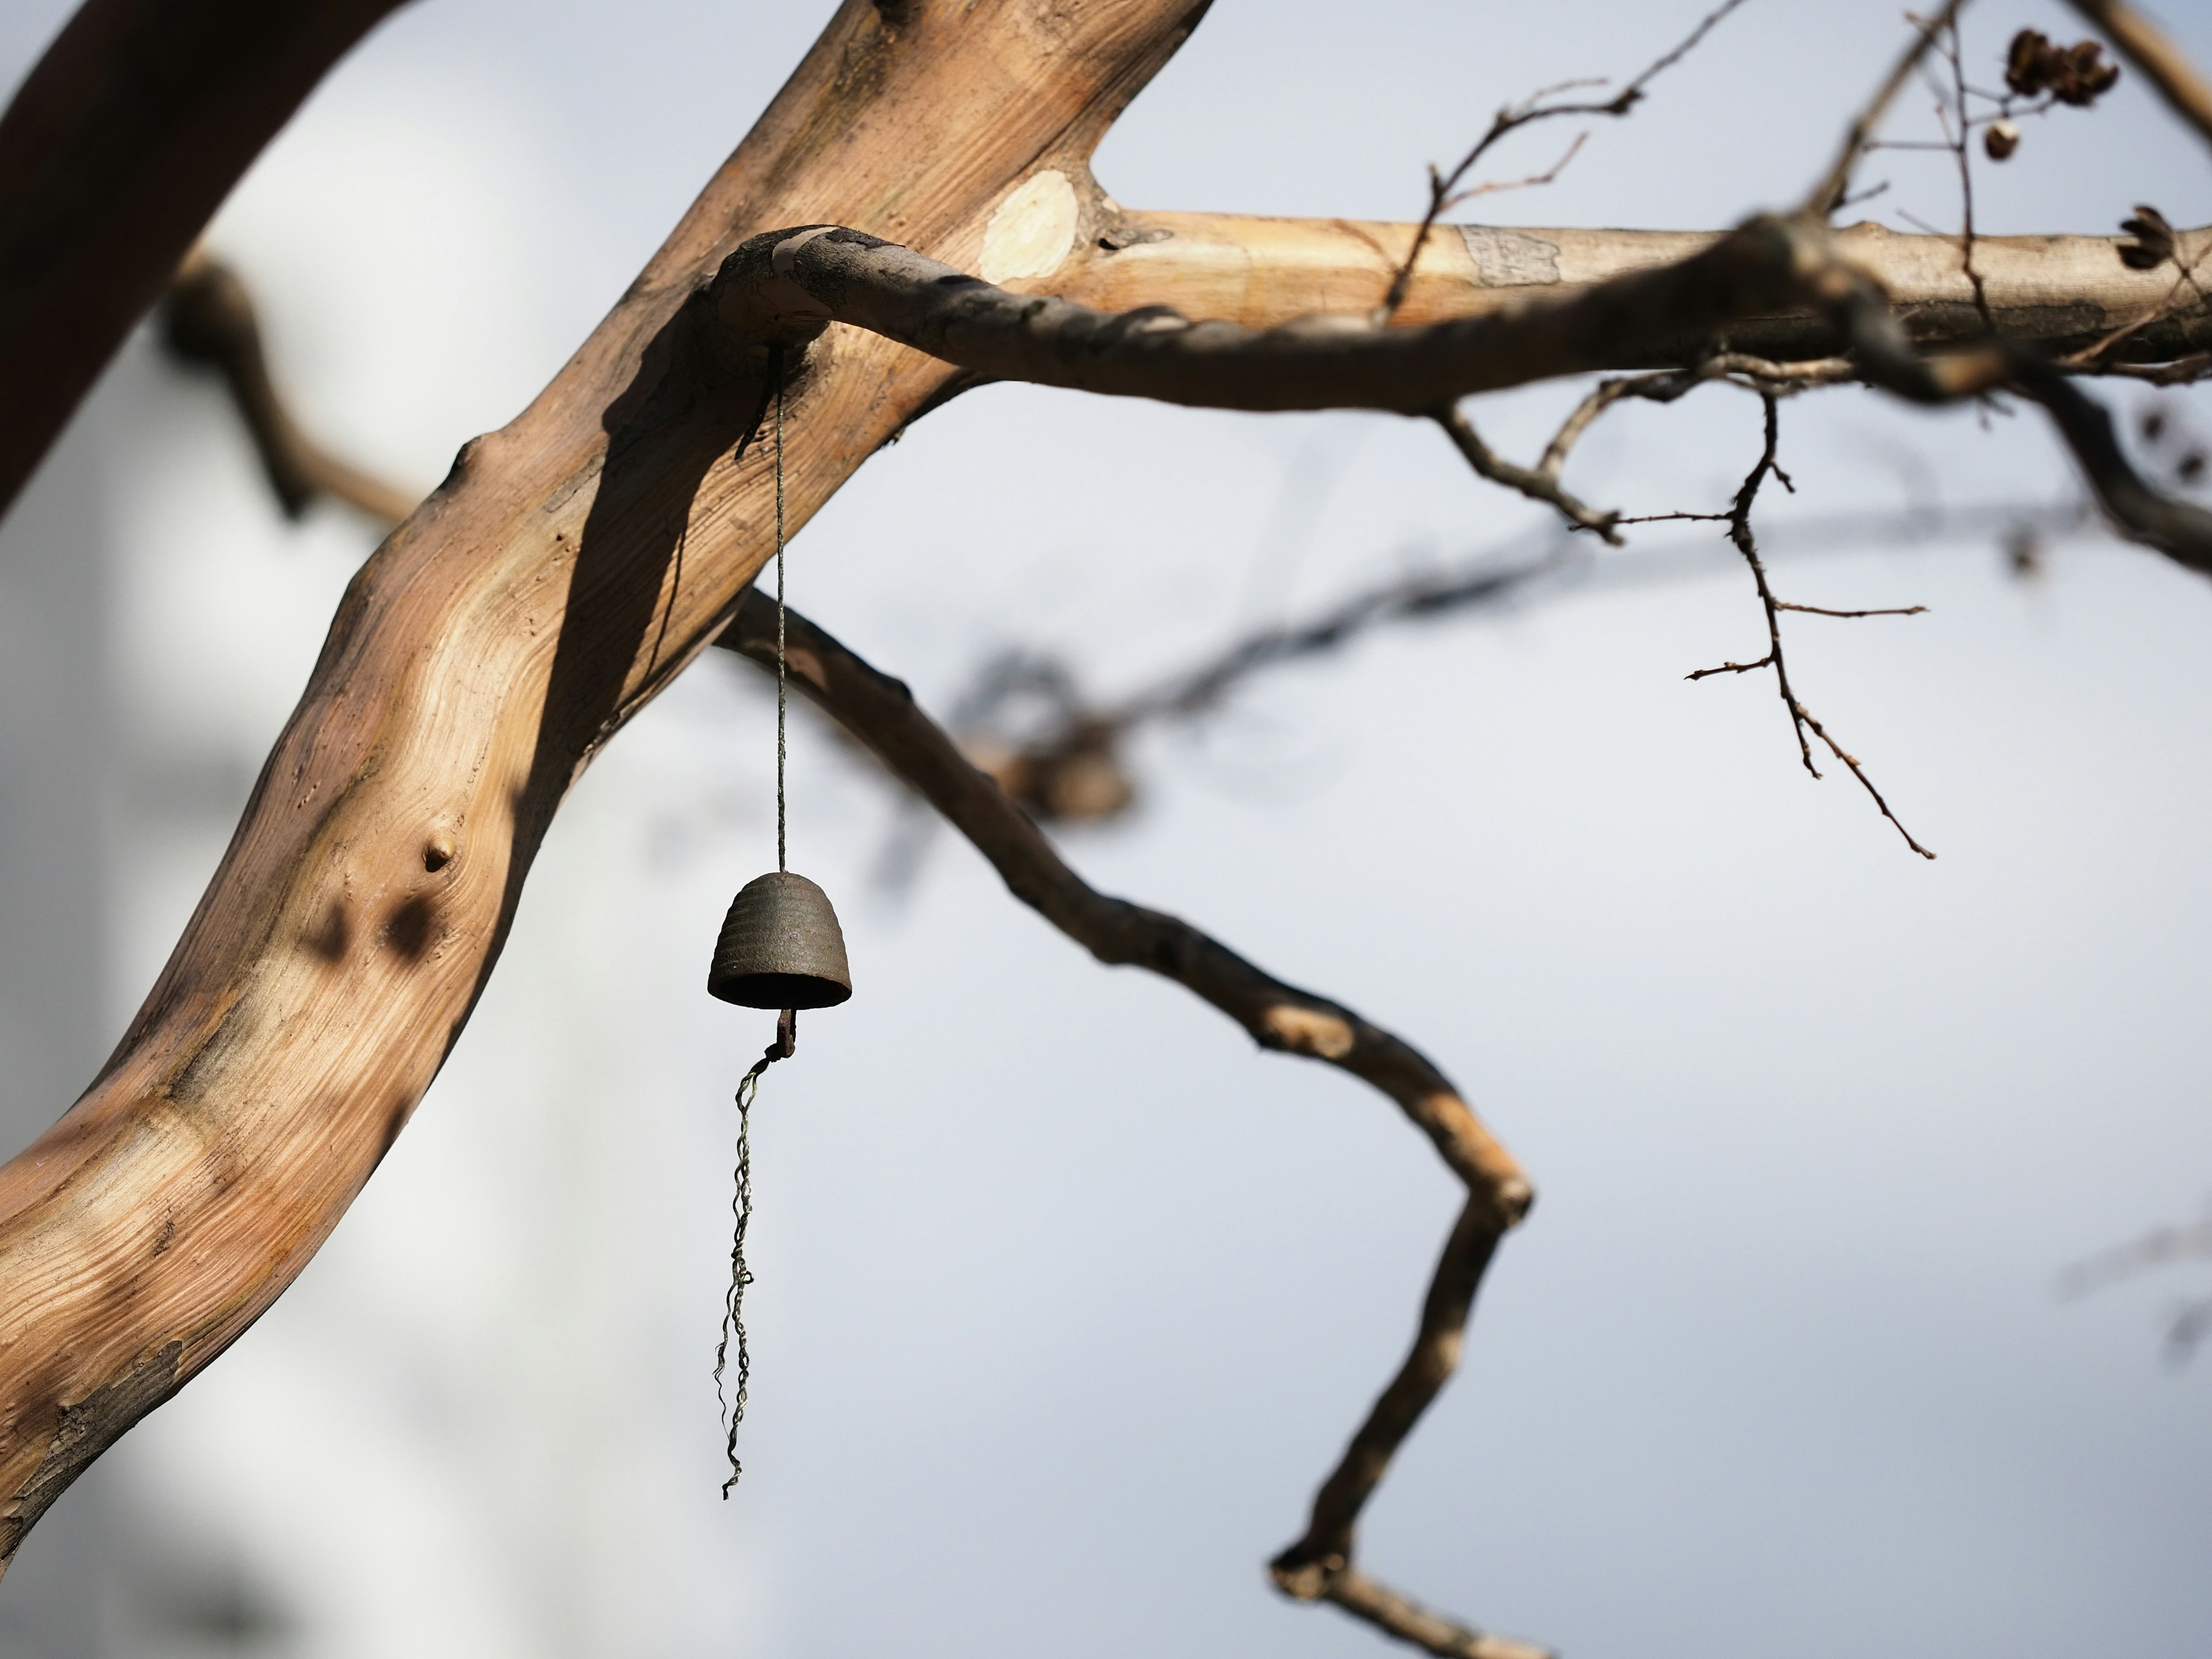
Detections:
[2069, 0, 2212, 151]
[162, 251, 419, 526]
[1824, 263, 2212, 572]
[713, 593, 1540, 1659]
[0, 0, 415, 521]
[1433, 405, 1622, 541]
[1688, 395, 1937, 858]
[711, 217, 1838, 415]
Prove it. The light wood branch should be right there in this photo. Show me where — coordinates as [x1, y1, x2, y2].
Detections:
[713, 592, 1539, 1659]
[0, 0, 416, 521]
[1066, 213, 2212, 366]
[2069, 0, 2212, 151]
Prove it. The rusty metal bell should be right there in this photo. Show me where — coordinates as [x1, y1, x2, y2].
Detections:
[707, 870, 852, 1010]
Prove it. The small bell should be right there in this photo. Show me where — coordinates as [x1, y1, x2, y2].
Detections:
[707, 870, 853, 1010]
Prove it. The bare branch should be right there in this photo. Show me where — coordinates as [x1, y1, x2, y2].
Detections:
[161, 249, 419, 527]
[713, 219, 1835, 415]
[1805, 0, 1969, 218]
[1377, 0, 1755, 320]
[1433, 404, 1621, 541]
[1689, 395, 1938, 858]
[1074, 211, 2212, 366]
[712, 593, 1542, 1659]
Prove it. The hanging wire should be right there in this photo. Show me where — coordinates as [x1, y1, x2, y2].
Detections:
[713, 348, 798, 1495]
[774, 346, 788, 876]
[714, 1054, 762, 1495]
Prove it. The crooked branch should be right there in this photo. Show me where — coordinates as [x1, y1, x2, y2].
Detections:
[713, 593, 1541, 1659]
[161, 249, 420, 526]
[1688, 395, 1937, 858]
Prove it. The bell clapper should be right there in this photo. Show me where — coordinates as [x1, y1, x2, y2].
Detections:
[703, 348, 851, 1494]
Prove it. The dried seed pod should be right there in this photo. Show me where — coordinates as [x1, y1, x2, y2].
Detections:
[2119, 205, 2176, 271]
[2005, 29, 2050, 96]
[1983, 119, 2020, 161]
[2004, 28, 2122, 105]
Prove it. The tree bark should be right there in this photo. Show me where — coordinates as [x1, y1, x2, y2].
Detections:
[1075, 211, 2212, 364]
[0, 0, 417, 521]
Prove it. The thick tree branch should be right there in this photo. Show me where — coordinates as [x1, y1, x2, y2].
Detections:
[1065, 213, 2212, 366]
[0, 0, 416, 522]
[741, 215, 2212, 575]
[713, 593, 1539, 1659]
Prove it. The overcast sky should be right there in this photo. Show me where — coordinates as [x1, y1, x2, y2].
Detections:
[3, 2, 2212, 1657]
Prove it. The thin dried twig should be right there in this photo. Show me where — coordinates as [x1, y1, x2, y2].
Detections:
[1375, 0, 1754, 320]
[1539, 354, 1857, 480]
[1934, 19, 1996, 332]
[1688, 395, 1938, 858]
[1805, 0, 1971, 218]
[713, 594, 1544, 1659]
[1432, 404, 1622, 541]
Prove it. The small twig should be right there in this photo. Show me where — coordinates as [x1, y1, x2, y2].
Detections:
[1538, 354, 1857, 479]
[1440, 132, 1589, 209]
[1689, 395, 1938, 858]
[1432, 404, 1622, 541]
[2098, 351, 2212, 385]
[1377, 0, 1753, 320]
[1804, 0, 1971, 218]
[1774, 599, 1928, 617]
[1937, 20, 1997, 332]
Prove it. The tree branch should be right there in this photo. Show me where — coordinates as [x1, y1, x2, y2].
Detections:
[2068, 0, 2212, 152]
[713, 592, 1541, 1659]
[0, 0, 416, 522]
[1067, 213, 2212, 365]
[161, 249, 421, 525]
[0, 0, 1210, 1574]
